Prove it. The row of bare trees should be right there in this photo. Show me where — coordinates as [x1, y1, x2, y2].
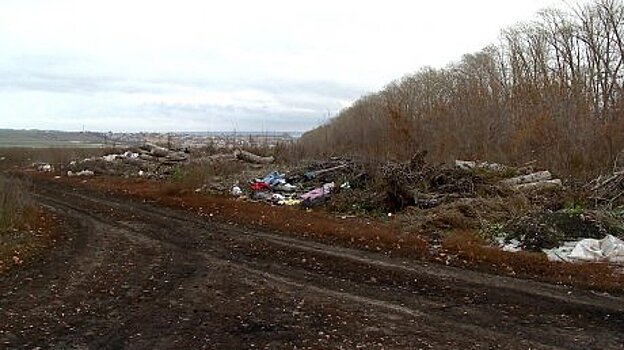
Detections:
[295, 0, 624, 178]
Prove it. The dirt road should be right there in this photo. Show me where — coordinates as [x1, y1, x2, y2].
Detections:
[1, 178, 624, 349]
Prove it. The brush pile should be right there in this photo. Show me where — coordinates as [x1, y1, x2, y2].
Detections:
[234, 151, 565, 215]
[588, 169, 624, 208]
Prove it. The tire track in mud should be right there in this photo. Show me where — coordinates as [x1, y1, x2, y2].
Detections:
[36, 181, 624, 311]
[1, 178, 623, 349]
[34, 181, 624, 348]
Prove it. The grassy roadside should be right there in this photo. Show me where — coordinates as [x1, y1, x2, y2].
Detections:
[0, 176, 37, 232]
[0, 147, 105, 274]
[0, 175, 61, 274]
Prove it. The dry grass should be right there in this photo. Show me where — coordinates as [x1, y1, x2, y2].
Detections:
[0, 147, 112, 172]
[177, 160, 246, 190]
[0, 212, 59, 274]
[0, 176, 37, 232]
[0, 175, 55, 275]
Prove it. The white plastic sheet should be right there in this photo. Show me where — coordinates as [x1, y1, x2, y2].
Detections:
[544, 235, 624, 264]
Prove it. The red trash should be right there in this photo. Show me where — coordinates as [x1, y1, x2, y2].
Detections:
[249, 182, 269, 191]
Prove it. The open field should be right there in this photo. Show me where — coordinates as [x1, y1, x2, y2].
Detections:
[0, 129, 106, 148]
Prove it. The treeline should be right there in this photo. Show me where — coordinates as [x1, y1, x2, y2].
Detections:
[295, 0, 624, 178]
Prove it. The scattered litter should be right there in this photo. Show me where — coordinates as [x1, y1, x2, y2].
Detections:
[262, 171, 284, 186]
[68, 170, 94, 177]
[273, 183, 297, 192]
[278, 198, 301, 206]
[36, 163, 53, 172]
[252, 191, 273, 201]
[103, 154, 118, 162]
[249, 182, 269, 191]
[501, 239, 522, 253]
[231, 185, 242, 196]
[271, 193, 286, 203]
[124, 151, 139, 159]
[301, 182, 335, 202]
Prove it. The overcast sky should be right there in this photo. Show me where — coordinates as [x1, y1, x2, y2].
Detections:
[0, 0, 568, 132]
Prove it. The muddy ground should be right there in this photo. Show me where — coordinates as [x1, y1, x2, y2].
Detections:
[1, 178, 624, 349]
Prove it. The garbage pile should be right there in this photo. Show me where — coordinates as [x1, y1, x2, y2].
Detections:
[487, 165, 624, 264]
[227, 157, 360, 207]
[232, 153, 566, 214]
[491, 200, 624, 264]
[501, 210, 622, 250]
[65, 143, 189, 178]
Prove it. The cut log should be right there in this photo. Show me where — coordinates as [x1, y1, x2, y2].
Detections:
[304, 164, 349, 180]
[235, 150, 274, 164]
[455, 160, 506, 172]
[166, 152, 189, 162]
[194, 153, 237, 163]
[413, 192, 468, 208]
[455, 160, 476, 170]
[140, 143, 170, 157]
[502, 171, 552, 186]
[150, 147, 169, 158]
[139, 154, 155, 161]
[515, 179, 563, 191]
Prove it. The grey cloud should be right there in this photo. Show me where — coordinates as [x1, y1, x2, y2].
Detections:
[0, 56, 362, 104]
[0, 69, 172, 95]
[0, 54, 360, 131]
[136, 101, 319, 131]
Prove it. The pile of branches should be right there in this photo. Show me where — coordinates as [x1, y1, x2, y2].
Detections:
[377, 151, 429, 211]
[286, 157, 367, 191]
[588, 170, 624, 208]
